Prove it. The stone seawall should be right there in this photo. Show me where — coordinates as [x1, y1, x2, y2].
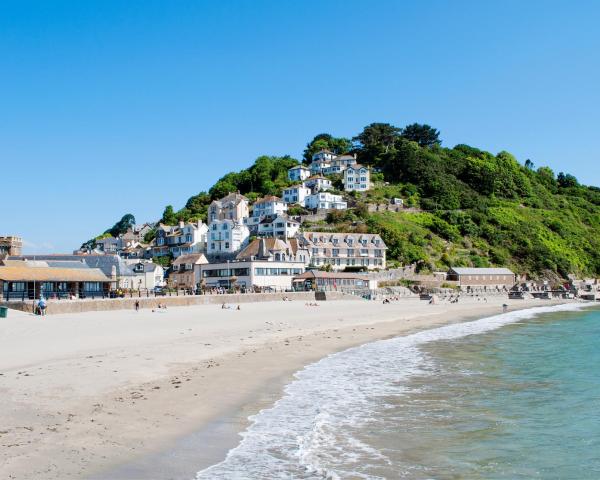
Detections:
[1, 291, 358, 315]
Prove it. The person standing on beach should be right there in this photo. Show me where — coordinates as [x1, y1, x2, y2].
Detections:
[135, 300, 140, 312]
[38, 298, 47, 316]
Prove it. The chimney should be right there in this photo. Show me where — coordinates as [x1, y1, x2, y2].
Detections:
[258, 238, 266, 259]
[178, 220, 185, 228]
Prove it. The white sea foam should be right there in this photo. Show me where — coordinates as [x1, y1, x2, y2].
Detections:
[195, 303, 589, 480]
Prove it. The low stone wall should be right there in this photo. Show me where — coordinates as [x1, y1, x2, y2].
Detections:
[1, 291, 357, 315]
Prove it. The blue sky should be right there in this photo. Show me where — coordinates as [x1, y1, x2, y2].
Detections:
[2, 0, 599, 253]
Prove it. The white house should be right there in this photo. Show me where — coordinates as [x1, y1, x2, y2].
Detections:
[252, 196, 288, 218]
[287, 165, 311, 182]
[322, 154, 358, 175]
[257, 215, 301, 239]
[152, 220, 209, 258]
[344, 165, 371, 192]
[310, 160, 331, 176]
[304, 176, 332, 192]
[129, 261, 165, 290]
[304, 192, 347, 210]
[207, 219, 250, 258]
[311, 150, 357, 176]
[282, 184, 311, 205]
[312, 150, 336, 163]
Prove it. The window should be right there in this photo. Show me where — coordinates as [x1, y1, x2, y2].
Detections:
[332, 249, 339, 257]
[225, 242, 230, 249]
[347, 249, 354, 257]
[84, 282, 102, 292]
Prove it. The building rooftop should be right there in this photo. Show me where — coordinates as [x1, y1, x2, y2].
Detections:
[172, 253, 209, 266]
[0, 266, 111, 282]
[449, 267, 514, 275]
[254, 195, 282, 204]
[236, 238, 293, 260]
[292, 270, 368, 280]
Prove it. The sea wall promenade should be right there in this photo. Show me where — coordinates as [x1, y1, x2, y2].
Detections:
[0, 290, 356, 315]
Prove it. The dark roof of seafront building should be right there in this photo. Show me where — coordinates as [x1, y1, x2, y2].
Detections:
[236, 238, 293, 260]
[448, 267, 514, 276]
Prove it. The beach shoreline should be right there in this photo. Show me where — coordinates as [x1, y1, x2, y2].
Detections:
[0, 297, 575, 480]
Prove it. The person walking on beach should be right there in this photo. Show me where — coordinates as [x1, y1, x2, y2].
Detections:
[135, 300, 140, 312]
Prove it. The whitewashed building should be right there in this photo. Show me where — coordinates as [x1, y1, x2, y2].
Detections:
[288, 165, 311, 182]
[257, 215, 301, 239]
[252, 196, 288, 218]
[298, 232, 387, 270]
[304, 176, 332, 192]
[323, 154, 358, 175]
[282, 184, 311, 205]
[304, 192, 347, 210]
[207, 219, 250, 259]
[343, 165, 371, 192]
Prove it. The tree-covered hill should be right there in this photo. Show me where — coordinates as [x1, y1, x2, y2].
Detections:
[151, 123, 599, 279]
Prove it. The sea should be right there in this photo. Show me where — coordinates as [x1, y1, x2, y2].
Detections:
[196, 303, 600, 479]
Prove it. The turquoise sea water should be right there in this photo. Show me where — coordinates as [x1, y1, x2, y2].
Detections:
[197, 304, 600, 479]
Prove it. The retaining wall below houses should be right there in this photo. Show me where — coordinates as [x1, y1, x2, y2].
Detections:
[1, 291, 358, 315]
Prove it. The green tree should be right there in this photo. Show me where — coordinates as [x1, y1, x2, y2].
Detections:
[108, 213, 136, 237]
[353, 123, 402, 165]
[161, 205, 178, 224]
[302, 134, 352, 163]
[557, 172, 579, 188]
[400, 123, 441, 147]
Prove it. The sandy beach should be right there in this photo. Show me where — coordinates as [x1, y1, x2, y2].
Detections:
[0, 296, 570, 480]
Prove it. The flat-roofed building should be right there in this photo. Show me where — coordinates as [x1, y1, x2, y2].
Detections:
[292, 270, 377, 291]
[282, 184, 311, 205]
[304, 192, 347, 210]
[447, 267, 516, 288]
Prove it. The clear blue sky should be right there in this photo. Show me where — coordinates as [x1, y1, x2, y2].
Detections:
[2, 0, 599, 254]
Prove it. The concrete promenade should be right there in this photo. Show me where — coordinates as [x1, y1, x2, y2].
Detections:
[1, 291, 357, 315]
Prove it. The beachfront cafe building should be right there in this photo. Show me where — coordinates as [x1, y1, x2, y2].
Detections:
[0, 265, 112, 300]
[292, 270, 377, 292]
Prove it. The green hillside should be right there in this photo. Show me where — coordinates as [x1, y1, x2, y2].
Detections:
[152, 123, 599, 279]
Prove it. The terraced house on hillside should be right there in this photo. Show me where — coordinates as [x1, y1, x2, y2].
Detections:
[298, 232, 387, 270]
[152, 220, 208, 258]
